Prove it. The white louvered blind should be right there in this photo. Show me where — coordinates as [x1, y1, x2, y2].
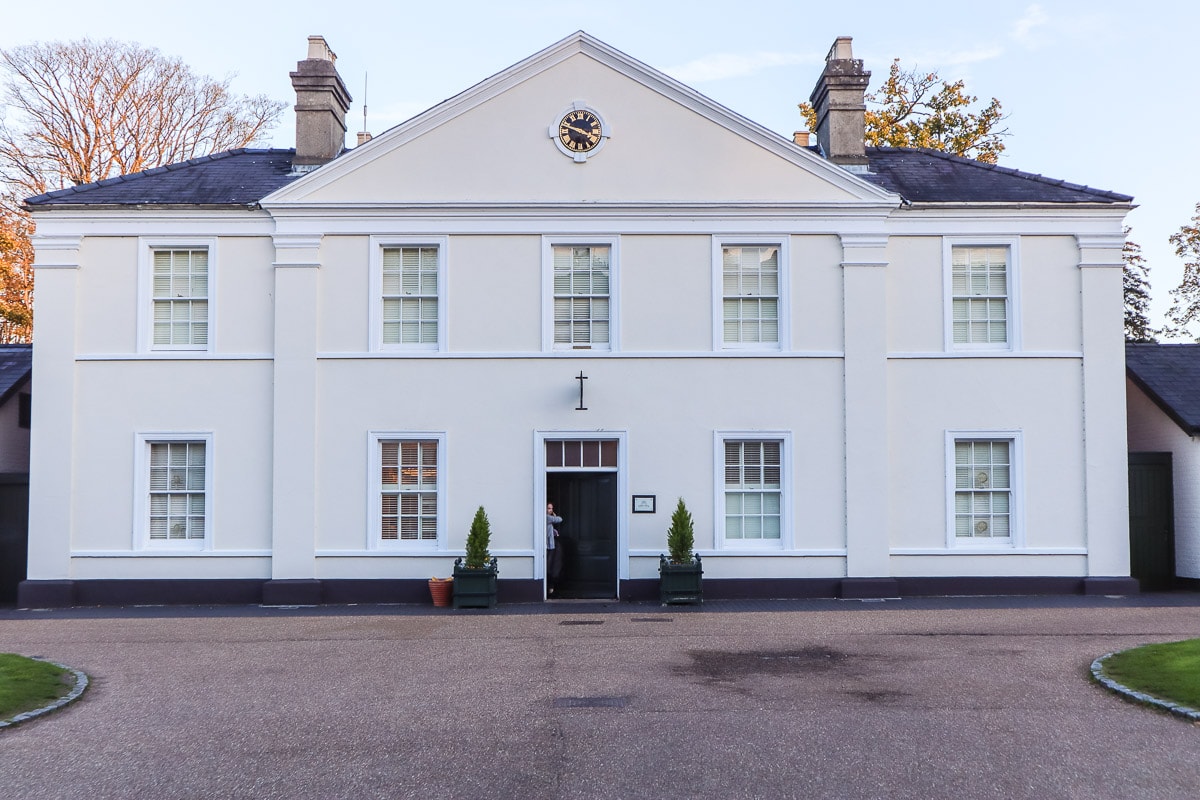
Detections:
[951, 246, 1008, 345]
[723, 440, 782, 541]
[382, 246, 439, 345]
[722, 246, 779, 344]
[152, 249, 208, 347]
[380, 440, 439, 541]
[553, 245, 610, 347]
[954, 440, 1011, 538]
[148, 441, 207, 541]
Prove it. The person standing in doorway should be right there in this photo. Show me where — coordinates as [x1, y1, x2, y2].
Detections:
[546, 502, 563, 597]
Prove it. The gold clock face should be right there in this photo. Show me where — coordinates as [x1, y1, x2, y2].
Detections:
[558, 109, 603, 153]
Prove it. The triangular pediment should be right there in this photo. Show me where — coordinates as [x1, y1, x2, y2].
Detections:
[263, 32, 897, 208]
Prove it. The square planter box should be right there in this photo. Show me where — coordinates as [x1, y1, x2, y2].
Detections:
[659, 554, 703, 605]
[452, 557, 498, 609]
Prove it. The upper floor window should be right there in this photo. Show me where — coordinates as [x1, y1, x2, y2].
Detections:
[139, 239, 216, 353]
[543, 237, 619, 351]
[945, 241, 1018, 350]
[713, 238, 789, 350]
[153, 249, 208, 348]
[370, 237, 447, 352]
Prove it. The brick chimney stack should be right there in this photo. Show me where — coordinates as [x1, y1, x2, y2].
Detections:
[290, 36, 352, 169]
[808, 37, 871, 170]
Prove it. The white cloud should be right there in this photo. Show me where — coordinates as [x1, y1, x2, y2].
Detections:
[1012, 4, 1050, 46]
[664, 51, 819, 84]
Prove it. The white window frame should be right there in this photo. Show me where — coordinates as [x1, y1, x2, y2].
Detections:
[943, 237, 1020, 352]
[945, 430, 1023, 548]
[712, 236, 790, 352]
[369, 236, 448, 352]
[713, 431, 792, 550]
[541, 236, 620, 352]
[137, 237, 217, 353]
[133, 432, 214, 551]
[367, 431, 448, 551]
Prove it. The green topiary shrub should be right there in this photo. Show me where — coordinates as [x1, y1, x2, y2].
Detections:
[666, 498, 695, 564]
[465, 506, 492, 569]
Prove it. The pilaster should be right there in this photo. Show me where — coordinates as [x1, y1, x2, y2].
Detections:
[26, 234, 81, 581]
[1077, 233, 1132, 578]
[270, 234, 322, 583]
[841, 233, 891, 578]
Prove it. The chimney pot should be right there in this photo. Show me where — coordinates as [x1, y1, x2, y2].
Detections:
[356, 131, 373, 147]
[808, 36, 871, 169]
[793, 130, 810, 147]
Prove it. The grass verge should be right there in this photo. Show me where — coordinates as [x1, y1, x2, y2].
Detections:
[1099, 638, 1200, 710]
[0, 653, 73, 720]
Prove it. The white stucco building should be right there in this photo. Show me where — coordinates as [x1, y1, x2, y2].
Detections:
[19, 33, 1136, 607]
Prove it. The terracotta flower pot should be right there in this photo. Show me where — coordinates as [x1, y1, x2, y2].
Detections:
[428, 577, 453, 607]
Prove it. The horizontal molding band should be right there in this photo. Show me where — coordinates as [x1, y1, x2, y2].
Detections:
[890, 547, 1088, 556]
[70, 550, 272, 558]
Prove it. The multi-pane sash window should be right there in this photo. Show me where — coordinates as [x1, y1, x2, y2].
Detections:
[380, 440, 439, 542]
[148, 441, 207, 542]
[382, 246, 439, 345]
[724, 440, 782, 542]
[152, 249, 208, 347]
[951, 246, 1008, 345]
[722, 246, 779, 346]
[553, 245, 610, 348]
[954, 440, 1012, 539]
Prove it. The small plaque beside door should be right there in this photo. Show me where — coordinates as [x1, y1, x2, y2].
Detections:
[632, 495, 656, 514]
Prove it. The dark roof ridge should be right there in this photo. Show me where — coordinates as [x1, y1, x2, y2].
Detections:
[24, 148, 297, 205]
[867, 146, 1133, 203]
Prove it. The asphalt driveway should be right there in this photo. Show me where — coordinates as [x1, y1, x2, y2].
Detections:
[2, 597, 1199, 799]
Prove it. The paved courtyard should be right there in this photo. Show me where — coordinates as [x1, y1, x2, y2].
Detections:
[2, 597, 1199, 799]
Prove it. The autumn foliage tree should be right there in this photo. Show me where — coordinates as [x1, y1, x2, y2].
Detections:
[0, 38, 286, 341]
[799, 58, 1007, 163]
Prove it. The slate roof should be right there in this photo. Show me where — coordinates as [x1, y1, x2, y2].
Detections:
[1126, 343, 1200, 434]
[24, 149, 300, 208]
[0, 344, 32, 406]
[863, 148, 1133, 204]
[23, 144, 1132, 209]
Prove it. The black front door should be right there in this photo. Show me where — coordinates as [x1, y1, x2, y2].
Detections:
[546, 472, 617, 599]
[1128, 452, 1175, 591]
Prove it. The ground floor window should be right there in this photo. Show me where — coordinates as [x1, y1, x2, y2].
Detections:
[949, 434, 1019, 544]
[137, 433, 212, 549]
[374, 434, 445, 548]
[716, 433, 789, 548]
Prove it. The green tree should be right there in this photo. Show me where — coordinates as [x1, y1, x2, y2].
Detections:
[1123, 231, 1156, 342]
[799, 59, 1007, 163]
[464, 506, 492, 569]
[1166, 204, 1200, 340]
[0, 38, 285, 341]
[666, 498, 695, 564]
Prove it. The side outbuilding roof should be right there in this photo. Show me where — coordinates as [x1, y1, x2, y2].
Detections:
[1126, 342, 1200, 435]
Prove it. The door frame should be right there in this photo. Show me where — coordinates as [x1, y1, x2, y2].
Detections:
[534, 431, 628, 596]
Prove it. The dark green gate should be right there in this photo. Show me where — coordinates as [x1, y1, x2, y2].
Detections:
[1128, 452, 1175, 591]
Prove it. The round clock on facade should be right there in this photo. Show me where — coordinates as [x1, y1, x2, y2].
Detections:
[549, 103, 609, 162]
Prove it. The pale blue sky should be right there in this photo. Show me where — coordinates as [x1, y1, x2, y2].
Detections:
[3, 0, 1196, 327]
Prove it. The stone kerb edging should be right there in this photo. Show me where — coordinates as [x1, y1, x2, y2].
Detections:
[0, 659, 89, 730]
[1091, 652, 1200, 723]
